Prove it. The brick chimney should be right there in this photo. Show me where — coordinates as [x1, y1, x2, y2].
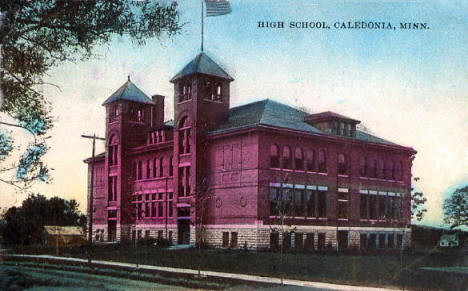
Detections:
[151, 94, 165, 128]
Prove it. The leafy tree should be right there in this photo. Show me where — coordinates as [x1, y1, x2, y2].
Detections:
[411, 177, 427, 222]
[0, 193, 86, 245]
[0, 0, 181, 190]
[443, 185, 468, 229]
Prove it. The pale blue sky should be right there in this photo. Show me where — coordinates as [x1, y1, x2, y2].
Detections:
[2, 0, 468, 227]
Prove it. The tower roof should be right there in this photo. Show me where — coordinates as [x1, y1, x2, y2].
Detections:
[170, 52, 234, 82]
[102, 78, 153, 105]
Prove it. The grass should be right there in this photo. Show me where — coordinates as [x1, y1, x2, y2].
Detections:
[6, 244, 468, 291]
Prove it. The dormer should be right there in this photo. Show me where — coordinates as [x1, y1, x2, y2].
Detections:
[304, 111, 360, 137]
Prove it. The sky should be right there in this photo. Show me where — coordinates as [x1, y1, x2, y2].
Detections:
[1, 0, 468, 227]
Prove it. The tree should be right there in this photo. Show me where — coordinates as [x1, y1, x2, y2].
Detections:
[0, 0, 181, 190]
[411, 177, 427, 222]
[0, 193, 86, 245]
[443, 185, 468, 229]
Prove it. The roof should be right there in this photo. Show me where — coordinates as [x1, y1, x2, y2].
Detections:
[44, 226, 85, 236]
[170, 52, 234, 82]
[210, 99, 401, 147]
[102, 78, 153, 105]
[305, 111, 360, 124]
[83, 152, 105, 163]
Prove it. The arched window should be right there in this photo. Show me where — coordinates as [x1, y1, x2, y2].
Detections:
[108, 135, 118, 166]
[179, 82, 192, 102]
[306, 150, 315, 171]
[295, 148, 304, 170]
[318, 150, 327, 173]
[215, 83, 222, 101]
[338, 153, 348, 175]
[270, 144, 279, 168]
[137, 160, 142, 180]
[282, 146, 291, 169]
[132, 161, 137, 180]
[360, 156, 367, 177]
[178, 116, 191, 154]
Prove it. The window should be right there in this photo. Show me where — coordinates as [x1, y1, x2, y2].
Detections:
[360, 193, 368, 219]
[153, 158, 158, 178]
[179, 82, 192, 102]
[378, 234, 385, 249]
[178, 116, 191, 154]
[318, 191, 326, 218]
[270, 187, 280, 216]
[369, 194, 377, 219]
[389, 161, 395, 180]
[270, 144, 279, 168]
[145, 203, 150, 218]
[230, 232, 238, 248]
[108, 135, 118, 166]
[337, 191, 349, 219]
[158, 202, 163, 217]
[137, 203, 142, 219]
[305, 190, 316, 217]
[318, 233, 326, 250]
[282, 146, 291, 169]
[293, 188, 304, 216]
[306, 150, 315, 171]
[146, 159, 151, 179]
[360, 234, 367, 249]
[359, 156, 367, 177]
[338, 153, 348, 175]
[346, 124, 352, 137]
[137, 161, 142, 180]
[222, 232, 229, 247]
[204, 79, 223, 102]
[159, 157, 164, 177]
[378, 195, 386, 220]
[295, 148, 304, 170]
[305, 233, 315, 250]
[340, 122, 345, 135]
[178, 166, 191, 196]
[295, 233, 304, 249]
[388, 234, 395, 248]
[108, 176, 117, 201]
[137, 108, 144, 122]
[169, 156, 173, 176]
[318, 150, 327, 173]
[168, 201, 173, 217]
[397, 234, 403, 248]
[151, 202, 156, 217]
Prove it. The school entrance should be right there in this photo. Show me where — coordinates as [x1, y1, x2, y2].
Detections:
[177, 207, 190, 244]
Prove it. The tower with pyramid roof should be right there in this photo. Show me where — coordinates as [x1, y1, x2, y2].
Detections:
[170, 52, 234, 243]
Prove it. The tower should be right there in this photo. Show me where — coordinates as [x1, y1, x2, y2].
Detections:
[101, 77, 163, 241]
[170, 53, 234, 244]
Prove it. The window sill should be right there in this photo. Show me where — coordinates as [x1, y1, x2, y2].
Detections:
[318, 172, 328, 176]
[269, 216, 327, 220]
[337, 218, 349, 221]
[178, 100, 192, 105]
[337, 174, 349, 178]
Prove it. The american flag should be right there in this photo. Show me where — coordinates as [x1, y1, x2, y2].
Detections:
[205, 0, 232, 17]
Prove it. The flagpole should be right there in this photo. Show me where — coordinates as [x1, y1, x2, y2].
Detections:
[201, 0, 204, 52]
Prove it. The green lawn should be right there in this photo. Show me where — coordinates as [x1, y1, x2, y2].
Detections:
[9, 245, 468, 291]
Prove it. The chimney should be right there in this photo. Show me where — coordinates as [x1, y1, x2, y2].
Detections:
[151, 94, 165, 128]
